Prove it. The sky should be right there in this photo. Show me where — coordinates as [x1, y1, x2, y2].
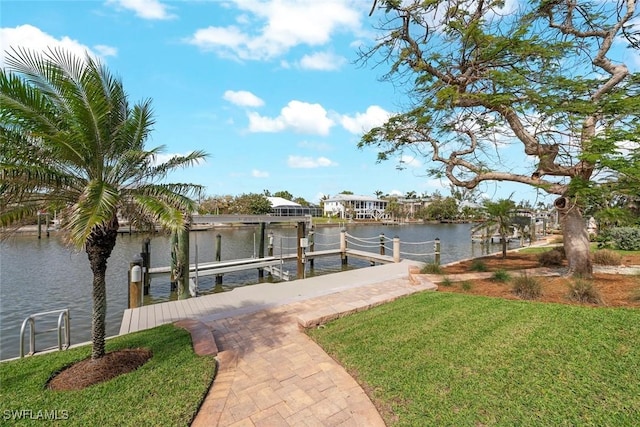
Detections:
[1, 0, 638, 207]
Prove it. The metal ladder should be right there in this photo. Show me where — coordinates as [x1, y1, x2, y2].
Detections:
[20, 309, 70, 358]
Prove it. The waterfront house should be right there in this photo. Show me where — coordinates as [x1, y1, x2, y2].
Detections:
[267, 197, 322, 217]
[323, 195, 388, 220]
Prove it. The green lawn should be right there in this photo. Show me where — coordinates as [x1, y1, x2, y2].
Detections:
[307, 292, 640, 426]
[0, 324, 215, 426]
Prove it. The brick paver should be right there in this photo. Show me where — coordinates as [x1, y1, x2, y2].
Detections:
[189, 277, 436, 426]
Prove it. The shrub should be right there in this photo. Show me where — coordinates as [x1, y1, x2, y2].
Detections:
[512, 274, 542, 300]
[592, 249, 622, 266]
[421, 262, 442, 274]
[606, 227, 640, 251]
[461, 281, 473, 291]
[440, 277, 453, 287]
[538, 249, 564, 267]
[492, 269, 511, 283]
[470, 259, 488, 272]
[567, 279, 603, 305]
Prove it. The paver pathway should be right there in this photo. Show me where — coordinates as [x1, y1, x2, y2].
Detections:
[189, 275, 437, 426]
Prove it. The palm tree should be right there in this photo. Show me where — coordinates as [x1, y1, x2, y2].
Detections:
[473, 199, 516, 258]
[0, 48, 207, 360]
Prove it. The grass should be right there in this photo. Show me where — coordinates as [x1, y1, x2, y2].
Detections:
[0, 324, 215, 426]
[307, 292, 640, 426]
[420, 262, 443, 274]
[567, 278, 603, 304]
[512, 273, 542, 300]
[469, 259, 488, 272]
[491, 269, 511, 282]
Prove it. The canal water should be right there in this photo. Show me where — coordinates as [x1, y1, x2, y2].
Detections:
[0, 223, 513, 360]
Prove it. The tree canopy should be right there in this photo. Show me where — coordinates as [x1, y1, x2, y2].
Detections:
[360, 0, 639, 275]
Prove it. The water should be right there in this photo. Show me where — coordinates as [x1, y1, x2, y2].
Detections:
[0, 223, 514, 360]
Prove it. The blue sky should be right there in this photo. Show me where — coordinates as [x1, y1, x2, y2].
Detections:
[2, 0, 637, 207]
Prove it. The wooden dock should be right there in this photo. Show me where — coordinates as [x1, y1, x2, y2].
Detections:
[146, 249, 395, 280]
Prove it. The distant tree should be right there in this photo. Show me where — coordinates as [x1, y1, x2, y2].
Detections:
[273, 190, 294, 201]
[340, 190, 354, 195]
[475, 199, 517, 258]
[385, 197, 401, 221]
[449, 185, 481, 205]
[198, 195, 233, 214]
[374, 190, 384, 198]
[422, 197, 459, 222]
[0, 48, 206, 359]
[360, 0, 639, 277]
[262, 189, 271, 197]
[293, 197, 310, 207]
[319, 194, 329, 210]
[230, 193, 272, 215]
[405, 190, 417, 199]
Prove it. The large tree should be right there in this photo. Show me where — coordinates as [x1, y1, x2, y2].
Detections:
[360, 0, 639, 276]
[0, 48, 206, 359]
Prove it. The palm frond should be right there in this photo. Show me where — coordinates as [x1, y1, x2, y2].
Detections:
[67, 180, 120, 246]
[146, 150, 208, 179]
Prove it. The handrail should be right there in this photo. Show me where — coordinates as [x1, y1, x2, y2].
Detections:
[20, 309, 70, 358]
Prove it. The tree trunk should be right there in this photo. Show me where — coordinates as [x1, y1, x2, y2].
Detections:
[554, 197, 593, 278]
[85, 216, 119, 360]
[176, 225, 190, 300]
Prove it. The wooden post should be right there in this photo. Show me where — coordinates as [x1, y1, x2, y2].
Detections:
[340, 229, 347, 265]
[268, 232, 274, 257]
[141, 238, 151, 295]
[393, 236, 400, 263]
[434, 238, 441, 265]
[215, 234, 222, 286]
[297, 221, 306, 279]
[37, 212, 42, 239]
[170, 231, 178, 291]
[128, 255, 143, 309]
[45, 213, 50, 237]
[176, 226, 190, 300]
[258, 222, 266, 281]
[379, 233, 385, 255]
[308, 227, 315, 269]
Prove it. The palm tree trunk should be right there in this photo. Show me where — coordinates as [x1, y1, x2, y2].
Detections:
[85, 216, 119, 359]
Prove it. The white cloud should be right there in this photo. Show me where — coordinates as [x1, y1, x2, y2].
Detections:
[400, 155, 421, 168]
[94, 44, 118, 57]
[107, 0, 175, 20]
[0, 25, 101, 66]
[248, 100, 334, 135]
[252, 169, 269, 178]
[287, 155, 337, 168]
[341, 105, 392, 135]
[223, 90, 265, 107]
[298, 51, 346, 71]
[186, 0, 361, 61]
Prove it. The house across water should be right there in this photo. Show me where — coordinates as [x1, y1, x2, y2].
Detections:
[323, 195, 388, 220]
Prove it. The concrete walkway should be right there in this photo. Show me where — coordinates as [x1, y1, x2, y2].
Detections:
[121, 261, 438, 426]
[120, 261, 426, 335]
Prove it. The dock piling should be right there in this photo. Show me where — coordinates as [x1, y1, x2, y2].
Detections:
[129, 255, 143, 309]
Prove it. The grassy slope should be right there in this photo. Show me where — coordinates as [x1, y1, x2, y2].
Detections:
[308, 292, 640, 426]
[0, 324, 215, 426]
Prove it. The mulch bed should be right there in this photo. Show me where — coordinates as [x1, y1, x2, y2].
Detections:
[47, 348, 152, 391]
[437, 251, 640, 308]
